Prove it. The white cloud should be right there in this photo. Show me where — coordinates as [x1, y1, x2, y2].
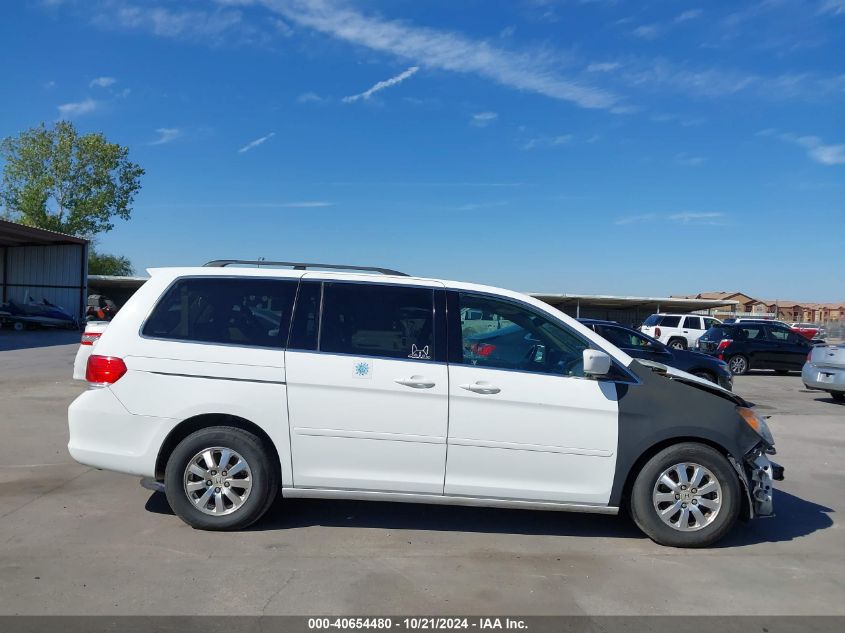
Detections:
[149, 128, 182, 145]
[451, 201, 509, 211]
[471, 111, 498, 127]
[57, 98, 97, 118]
[674, 9, 703, 24]
[758, 129, 845, 165]
[819, 0, 845, 15]
[238, 131, 276, 153]
[342, 66, 419, 103]
[89, 76, 116, 88]
[522, 134, 572, 150]
[265, 0, 619, 110]
[615, 213, 657, 226]
[674, 152, 705, 166]
[95, 3, 245, 42]
[297, 91, 325, 103]
[669, 212, 726, 225]
[586, 62, 620, 73]
[632, 24, 661, 40]
[616, 212, 726, 226]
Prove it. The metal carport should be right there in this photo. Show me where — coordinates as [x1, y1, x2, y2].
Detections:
[529, 293, 739, 327]
[0, 219, 89, 321]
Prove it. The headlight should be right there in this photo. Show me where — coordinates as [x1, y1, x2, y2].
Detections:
[737, 406, 774, 446]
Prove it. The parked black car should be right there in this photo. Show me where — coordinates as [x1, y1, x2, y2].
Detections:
[578, 319, 733, 390]
[696, 321, 812, 375]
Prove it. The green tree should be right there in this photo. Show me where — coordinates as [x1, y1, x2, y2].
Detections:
[88, 248, 134, 276]
[0, 121, 144, 237]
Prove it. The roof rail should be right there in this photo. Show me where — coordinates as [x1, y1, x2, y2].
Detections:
[203, 259, 409, 276]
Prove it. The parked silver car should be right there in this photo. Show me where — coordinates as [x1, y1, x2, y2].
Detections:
[802, 343, 845, 402]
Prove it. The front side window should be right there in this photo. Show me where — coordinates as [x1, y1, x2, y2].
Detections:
[703, 317, 718, 329]
[599, 325, 654, 349]
[738, 325, 766, 341]
[456, 293, 589, 377]
[142, 277, 298, 348]
[684, 316, 703, 330]
[319, 282, 435, 361]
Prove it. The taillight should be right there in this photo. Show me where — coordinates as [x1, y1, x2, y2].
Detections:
[86, 355, 127, 384]
[655, 327, 661, 337]
[717, 339, 733, 351]
[80, 331, 102, 346]
[470, 343, 496, 357]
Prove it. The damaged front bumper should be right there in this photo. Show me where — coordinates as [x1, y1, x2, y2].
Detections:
[730, 446, 784, 519]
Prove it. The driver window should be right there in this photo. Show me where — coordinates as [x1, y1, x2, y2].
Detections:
[457, 293, 589, 377]
[600, 326, 652, 349]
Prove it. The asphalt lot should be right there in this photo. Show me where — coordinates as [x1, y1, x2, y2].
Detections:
[0, 329, 843, 615]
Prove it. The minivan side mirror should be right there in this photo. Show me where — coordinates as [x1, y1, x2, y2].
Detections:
[583, 349, 612, 377]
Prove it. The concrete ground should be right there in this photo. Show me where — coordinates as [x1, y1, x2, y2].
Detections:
[0, 329, 842, 615]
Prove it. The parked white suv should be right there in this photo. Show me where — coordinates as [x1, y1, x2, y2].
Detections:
[68, 261, 781, 547]
[640, 314, 721, 350]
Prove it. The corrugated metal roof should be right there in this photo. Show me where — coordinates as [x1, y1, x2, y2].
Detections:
[0, 219, 88, 246]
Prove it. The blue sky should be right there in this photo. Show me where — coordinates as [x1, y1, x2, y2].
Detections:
[2, 0, 844, 301]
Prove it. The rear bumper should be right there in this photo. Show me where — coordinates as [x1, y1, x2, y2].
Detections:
[68, 386, 176, 478]
[802, 363, 845, 393]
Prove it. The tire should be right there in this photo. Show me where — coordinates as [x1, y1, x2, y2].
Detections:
[629, 442, 741, 548]
[164, 426, 278, 531]
[13, 321, 25, 332]
[831, 392, 845, 403]
[727, 354, 749, 375]
[668, 338, 687, 350]
[692, 370, 717, 384]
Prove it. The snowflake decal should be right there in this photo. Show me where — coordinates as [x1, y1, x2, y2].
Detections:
[354, 362, 370, 377]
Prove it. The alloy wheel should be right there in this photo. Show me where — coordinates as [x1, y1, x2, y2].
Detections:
[652, 462, 722, 531]
[183, 446, 253, 516]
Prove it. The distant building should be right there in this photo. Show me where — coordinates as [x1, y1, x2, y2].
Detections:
[672, 291, 845, 324]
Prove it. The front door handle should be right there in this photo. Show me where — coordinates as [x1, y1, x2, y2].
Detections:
[394, 375, 436, 389]
[459, 381, 501, 394]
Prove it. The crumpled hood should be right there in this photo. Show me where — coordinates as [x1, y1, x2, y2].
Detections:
[633, 359, 748, 406]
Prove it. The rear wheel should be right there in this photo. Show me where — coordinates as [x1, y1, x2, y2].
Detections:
[831, 392, 845, 403]
[164, 426, 278, 530]
[668, 338, 687, 350]
[629, 442, 741, 547]
[727, 354, 749, 375]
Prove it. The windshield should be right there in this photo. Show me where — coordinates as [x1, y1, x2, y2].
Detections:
[643, 314, 662, 326]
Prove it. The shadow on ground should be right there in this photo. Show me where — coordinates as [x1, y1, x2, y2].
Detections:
[0, 328, 80, 351]
[145, 488, 833, 546]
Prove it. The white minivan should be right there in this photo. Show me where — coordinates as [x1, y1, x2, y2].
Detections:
[68, 261, 782, 547]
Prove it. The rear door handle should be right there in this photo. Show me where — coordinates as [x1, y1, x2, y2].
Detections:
[394, 375, 436, 389]
[459, 381, 501, 394]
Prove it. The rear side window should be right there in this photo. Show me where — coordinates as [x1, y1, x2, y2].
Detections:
[319, 283, 435, 361]
[660, 316, 681, 327]
[142, 277, 298, 348]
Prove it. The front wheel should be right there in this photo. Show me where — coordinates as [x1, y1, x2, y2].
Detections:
[629, 442, 741, 547]
[727, 354, 749, 375]
[831, 391, 845, 403]
[164, 426, 278, 530]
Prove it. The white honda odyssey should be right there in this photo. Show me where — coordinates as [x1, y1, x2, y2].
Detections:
[68, 261, 782, 547]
